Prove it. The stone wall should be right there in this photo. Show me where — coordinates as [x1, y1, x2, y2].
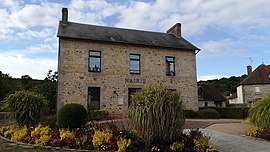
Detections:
[57, 38, 198, 117]
[242, 84, 270, 105]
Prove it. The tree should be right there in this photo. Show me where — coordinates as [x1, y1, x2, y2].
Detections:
[35, 70, 58, 114]
[0, 71, 16, 101]
[199, 74, 247, 96]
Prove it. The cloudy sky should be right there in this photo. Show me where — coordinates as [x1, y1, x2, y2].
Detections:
[0, 0, 270, 80]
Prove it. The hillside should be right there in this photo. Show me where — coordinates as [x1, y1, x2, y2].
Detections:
[198, 75, 247, 96]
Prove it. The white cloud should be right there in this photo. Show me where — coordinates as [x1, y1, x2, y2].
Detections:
[198, 38, 246, 57]
[16, 28, 55, 40]
[27, 43, 57, 54]
[9, 3, 61, 29]
[198, 74, 229, 81]
[0, 53, 57, 79]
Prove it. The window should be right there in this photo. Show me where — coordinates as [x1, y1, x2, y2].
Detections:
[204, 102, 208, 107]
[130, 54, 140, 74]
[165, 56, 175, 76]
[254, 86, 261, 94]
[89, 51, 101, 72]
[198, 87, 203, 99]
[88, 87, 100, 110]
[128, 88, 142, 107]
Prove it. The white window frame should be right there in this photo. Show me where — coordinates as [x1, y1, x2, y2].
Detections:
[254, 85, 261, 94]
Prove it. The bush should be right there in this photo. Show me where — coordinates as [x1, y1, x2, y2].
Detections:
[57, 103, 88, 129]
[129, 84, 185, 145]
[199, 107, 249, 119]
[2, 90, 48, 127]
[197, 109, 220, 119]
[88, 110, 110, 121]
[249, 96, 270, 129]
[184, 110, 199, 118]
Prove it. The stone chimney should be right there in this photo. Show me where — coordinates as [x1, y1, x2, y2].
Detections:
[166, 23, 181, 37]
[247, 65, 252, 76]
[62, 8, 68, 26]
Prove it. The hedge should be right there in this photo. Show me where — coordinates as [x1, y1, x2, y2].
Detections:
[199, 107, 249, 119]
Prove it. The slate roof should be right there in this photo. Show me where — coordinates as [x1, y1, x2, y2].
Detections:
[198, 83, 226, 102]
[239, 64, 270, 85]
[57, 21, 200, 50]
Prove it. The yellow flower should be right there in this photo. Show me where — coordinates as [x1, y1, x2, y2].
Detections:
[194, 137, 214, 152]
[169, 141, 184, 151]
[92, 129, 113, 150]
[151, 146, 160, 152]
[59, 129, 74, 140]
[3, 125, 16, 137]
[30, 124, 52, 145]
[247, 126, 260, 137]
[117, 138, 132, 152]
[11, 127, 28, 142]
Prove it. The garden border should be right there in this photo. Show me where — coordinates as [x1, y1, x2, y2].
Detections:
[0, 135, 96, 152]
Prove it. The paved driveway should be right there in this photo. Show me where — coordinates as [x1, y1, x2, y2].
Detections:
[203, 129, 270, 152]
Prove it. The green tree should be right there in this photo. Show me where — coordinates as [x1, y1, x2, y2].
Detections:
[0, 71, 17, 101]
[35, 70, 58, 114]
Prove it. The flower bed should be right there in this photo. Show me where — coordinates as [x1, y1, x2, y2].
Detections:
[246, 126, 270, 141]
[0, 124, 214, 152]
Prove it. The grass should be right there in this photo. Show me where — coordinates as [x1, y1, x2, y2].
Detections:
[0, 137, 78, 152]
[0, 119, 15, 126]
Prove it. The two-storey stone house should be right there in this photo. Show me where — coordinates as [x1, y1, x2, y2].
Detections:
[230, 64, 270, 106]
[57, 8, 200, 117]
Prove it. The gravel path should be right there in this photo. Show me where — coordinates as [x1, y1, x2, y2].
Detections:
[203, 129, 270, 152]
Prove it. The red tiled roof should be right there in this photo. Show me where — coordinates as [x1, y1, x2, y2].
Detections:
[240, 64, 270, 85]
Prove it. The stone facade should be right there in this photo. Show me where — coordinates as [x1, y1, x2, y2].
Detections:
[239, 84, 270, 105]
[57, 38, 198, 117]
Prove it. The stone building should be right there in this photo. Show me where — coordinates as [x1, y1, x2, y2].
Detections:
[57, 8, 200, 117]
[231, 64, 270, 106]
[197, 83, 226, 108]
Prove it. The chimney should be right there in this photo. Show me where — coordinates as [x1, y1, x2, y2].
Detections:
[166, 23, 181, 37]
[247, 65, 252, 76]
[62, 8, 68, 26]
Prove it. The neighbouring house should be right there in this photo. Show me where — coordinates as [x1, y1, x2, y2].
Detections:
[57, 8, 200, 118]
[197, 83, 226, 108]
[229, 64, 270, 106]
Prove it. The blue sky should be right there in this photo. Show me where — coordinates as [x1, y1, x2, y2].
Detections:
[0, 0, 270, 80]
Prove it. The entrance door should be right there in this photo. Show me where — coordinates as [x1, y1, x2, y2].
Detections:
[128, 88, 142, 107]
[88, 87, 100, 110]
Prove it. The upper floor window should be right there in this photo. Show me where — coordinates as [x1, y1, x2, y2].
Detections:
[254, 86, 261, 94]
[198, 87, 203, 99]
[165, 56, 175, 76]
[130, 54, 140, 74]
[89, 50, 101, 72]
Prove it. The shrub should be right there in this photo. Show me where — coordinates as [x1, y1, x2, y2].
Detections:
[199, 107, 249, 119]
[249, 96, 270, 129]
[2, 90, 48, 127]
[57, 103, 87, 129]
[129, 84, 185, 145]
[197, 109, 220, 119]
[184, 110, 199, 118]
[88, 110, 110, 121]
